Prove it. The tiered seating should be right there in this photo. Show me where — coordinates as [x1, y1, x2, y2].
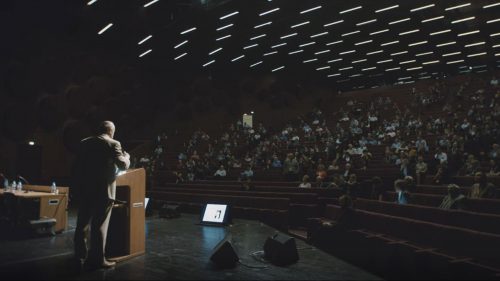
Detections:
[150, 190, 290, 229]
[354, 198, 500, 235]
[149, 182, 345, 228]
[309, 205, 500, 279]
[147, 73, 500, 278]
[384, 192, 500, 215]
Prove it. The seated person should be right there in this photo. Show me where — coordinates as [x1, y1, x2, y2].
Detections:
[239, 166, 254, 181]
[415, 156, 428, 185]
[439, 184, 466, 210]
[327, 160, 340, 172]
[463, 154, 480, 176]
[214, 165, 227, 178]
[360, 150, 372, 170]
[394, 179, 410, 205]
[271, 156, 283, 168]
[173, 171, 184, 184]
[316, 164, 327, 186]
[345, 174, 359, 198]
[433, 162, 450, 185]
[469, 172, 497, 199]
[343, 163, 353, 178]
[404, 176, 416, 193]
[241, 178, 253, 191]
[299, 175, 312, 188]
[487, 159, 500, 176]
[328, 174, 345, 189]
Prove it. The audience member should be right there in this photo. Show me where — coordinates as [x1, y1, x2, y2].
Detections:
[394, 179, 410, 205]
[415, 156, 428, 185]
[214, 165, 227, 178]
[469, 172, 497, 199]
[299, 175, 312, 188]
[439, 184, 466, 210]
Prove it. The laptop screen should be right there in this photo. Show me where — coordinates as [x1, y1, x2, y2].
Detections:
[202, 204, 228, 223]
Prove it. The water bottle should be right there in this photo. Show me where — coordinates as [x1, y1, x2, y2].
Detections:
[11, 181, 16, 193]
[17, 181, 22, 192]
[3, 179, 9, 192]
[51, 182, 58, 195]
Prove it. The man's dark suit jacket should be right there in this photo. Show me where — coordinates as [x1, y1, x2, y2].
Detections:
[73, 134, 130, 202]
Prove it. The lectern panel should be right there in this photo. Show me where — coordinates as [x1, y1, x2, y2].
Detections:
[107, 168, 146, 262]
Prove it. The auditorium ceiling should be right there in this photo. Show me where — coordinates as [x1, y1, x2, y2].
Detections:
[47, 0, 500, 90]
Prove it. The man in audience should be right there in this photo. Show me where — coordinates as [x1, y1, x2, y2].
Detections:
[462, 154, 480, 176]
[394, 179, 410, 205]
[283, 153, 299, 181]
[434, 148, 448, 164]
[439, 184, 466, 210]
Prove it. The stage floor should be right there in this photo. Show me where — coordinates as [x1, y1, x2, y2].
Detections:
[0, 211, 379, 280]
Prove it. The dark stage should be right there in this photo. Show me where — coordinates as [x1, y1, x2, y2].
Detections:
[0, 211, 379, 280]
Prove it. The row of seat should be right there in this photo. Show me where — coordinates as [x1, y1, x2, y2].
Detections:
[384, 191, 500, 215]
[308, 204, 500, 279]
[149, 190, 289, 229]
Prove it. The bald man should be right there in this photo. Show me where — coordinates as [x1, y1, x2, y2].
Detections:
[73, 121, 130, 269]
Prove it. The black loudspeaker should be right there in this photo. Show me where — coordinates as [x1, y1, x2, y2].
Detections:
[263, 233, 299, 266]
[210, 236, 239, 268]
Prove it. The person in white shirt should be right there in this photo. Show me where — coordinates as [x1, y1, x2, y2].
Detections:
[298, 175, 312, 188]
[214, 165, 227, 178]
[435, 148, 448, 164]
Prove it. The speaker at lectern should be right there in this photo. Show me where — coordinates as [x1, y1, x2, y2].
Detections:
[106, 168, 146, 262]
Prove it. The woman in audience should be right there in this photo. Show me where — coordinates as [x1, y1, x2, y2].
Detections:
[299, 175, 312, 188]
[439, 184, 466, 210]
[469, 172, 497, 199]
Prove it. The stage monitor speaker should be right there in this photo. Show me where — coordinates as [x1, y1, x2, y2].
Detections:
[210, 235, 239, 268]
[263, 233, 299, 266]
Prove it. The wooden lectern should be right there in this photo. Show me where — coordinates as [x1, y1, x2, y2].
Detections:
[106, 168, 146, 262]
